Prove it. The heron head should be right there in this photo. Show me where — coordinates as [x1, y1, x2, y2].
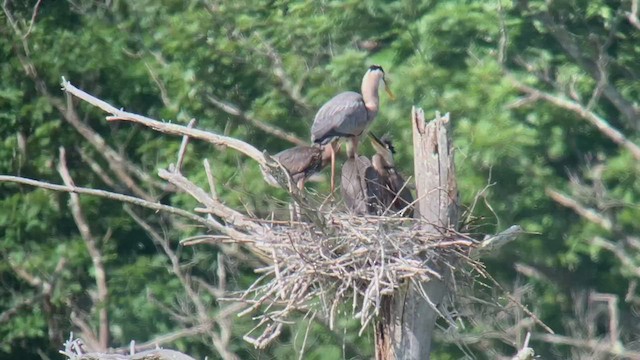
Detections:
[368, 132, 395, 166]
[367, 65, 395, 100]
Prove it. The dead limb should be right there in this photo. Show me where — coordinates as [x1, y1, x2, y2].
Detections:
[58, 147, 110, 351]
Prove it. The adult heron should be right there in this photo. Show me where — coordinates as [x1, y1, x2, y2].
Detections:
[311, 65, 395, 192]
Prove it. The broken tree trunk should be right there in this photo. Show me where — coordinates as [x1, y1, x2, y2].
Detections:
[375, 108, 458, 360]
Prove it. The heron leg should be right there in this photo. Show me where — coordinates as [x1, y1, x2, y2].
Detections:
[348, 136, 359, 158]
[330, 145, 336, 193]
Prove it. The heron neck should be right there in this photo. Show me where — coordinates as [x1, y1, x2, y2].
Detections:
[371, 154, 385, 173]
[361, 74, 381, 114]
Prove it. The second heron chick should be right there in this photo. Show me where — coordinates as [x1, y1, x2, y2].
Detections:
[274, 143, 340, 190]
[368, 132, 414, 218]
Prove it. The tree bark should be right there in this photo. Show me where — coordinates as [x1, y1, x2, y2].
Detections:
[375, 108, 458, 359]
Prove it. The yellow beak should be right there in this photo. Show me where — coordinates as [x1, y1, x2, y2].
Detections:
[383, 79, 395, 100]
[368, 132, 387, 153]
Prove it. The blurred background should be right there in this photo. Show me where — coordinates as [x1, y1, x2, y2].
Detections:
[1, 0, 639, 359]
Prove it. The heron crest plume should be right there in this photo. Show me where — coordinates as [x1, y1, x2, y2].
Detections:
[368, 64, 384, 73]
[380, 133, 396, 154]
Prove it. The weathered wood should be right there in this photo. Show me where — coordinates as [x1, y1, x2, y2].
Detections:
[375, 108, 458, 359]
[74, 349, 196, 360]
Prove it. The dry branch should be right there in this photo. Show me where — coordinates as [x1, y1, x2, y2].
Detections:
[173, 118, 197, 173]
[61, 334, 197, 360]
[62, 80, 270, 168]
[509, 76, 640, 162]
[546, 188, 613, 231]
[0, 175, 221, 230]
[511, 332, 534, 360]
[61, 94, 155, 200]
[628, 0, 640, 30]
[58, 147, 110, 350]
[532, 332, 640, 359]
[527, 7, 640, 125]
[591, 237, 640, 278]
[207, 95, 307, 146]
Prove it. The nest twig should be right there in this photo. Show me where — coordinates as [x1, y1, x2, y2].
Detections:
[223, 212, 476, 348]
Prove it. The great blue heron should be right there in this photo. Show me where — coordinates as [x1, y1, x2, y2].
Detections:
[368, 132, 414, 217]
[274, 143, 340, 190]
[311, 65, 395, 192]
[340, 155, 386, 215]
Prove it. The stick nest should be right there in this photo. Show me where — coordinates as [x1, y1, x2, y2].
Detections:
[227, 212, 476, 348]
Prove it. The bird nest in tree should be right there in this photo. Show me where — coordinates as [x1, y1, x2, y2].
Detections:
[225, 211, 476, 348]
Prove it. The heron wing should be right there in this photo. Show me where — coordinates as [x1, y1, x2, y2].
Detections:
[275, 146, 322, 181]
[311, 92, 368, 144]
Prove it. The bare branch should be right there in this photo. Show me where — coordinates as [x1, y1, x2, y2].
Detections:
[158, 169, 262, 235]
[173, 119, 197, 173]
[110, 325, 209, 353]
[546, 188, 613, 231]
[533, 333, 640, 359]
[0, 175, 221, 230]
[497, 0, 508, 64]
[6, 33, 165, 196]
[203, 159, 218, 200]
[69, 310, 102, 352]
[509, 77, 640, 162]
[57, 147, 110, 350]
[207, 94, 307, 146]
[531, 9, 640, 125]
[8, 256, 67, 346]
[253, 35, 312, 111]
[591, 237, 640, 278]
[0, 296, 38, 324]
[511, 332, 534, 360]
[76, 147, 118, 189]
[61, 93, 167, 199]
[627, 0, 640, 31]
[144, 61, 173, 109]
[124, 208, 208, 317]
[22, 0, 43, 39]
[62, 80, 271, 168]
[8, 261, 43, 287]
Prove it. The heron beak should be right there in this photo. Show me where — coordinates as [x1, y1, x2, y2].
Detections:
[368, 132, 387, 153]
[368, 132, 395, 165]
[383, 78, 395, 100]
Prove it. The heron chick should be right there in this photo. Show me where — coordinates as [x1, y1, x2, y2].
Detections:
[368, 132, 414, 217]
[274, 143, 340, 190]
[340, 155, 387, 215]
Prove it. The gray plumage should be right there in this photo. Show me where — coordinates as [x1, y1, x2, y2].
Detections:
[369, 133, 414, 218]
[311, 92, 371, 145]
[340, 155, 386, 215]
[274, 145, 329, 189]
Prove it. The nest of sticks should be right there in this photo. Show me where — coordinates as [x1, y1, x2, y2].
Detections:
[226, 208, 476, 348]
